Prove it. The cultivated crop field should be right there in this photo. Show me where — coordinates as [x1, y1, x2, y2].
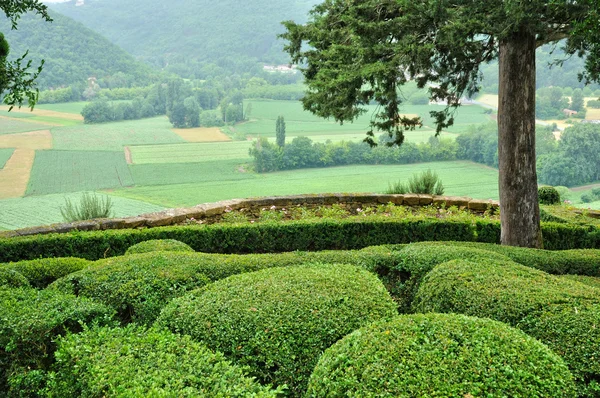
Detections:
[0, 192, 165, 230]
[0, 116, 55, 135]
[0, 149, 14, 169]
[129, 141, 251, 164]
[27, 150, 135, 195]
[51, 117, 185, 151]
[110, 161, 500, 208]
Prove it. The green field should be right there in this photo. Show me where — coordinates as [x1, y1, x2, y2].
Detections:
[0, 148, 14, 168]
[0, 117, 55, 135]
[37, 102, 90, 114]
[110, 161, 499, 208]
[236, 100, 493, 139]
[27, 150, 135, 195]
[51, 117, 185, 151]
[0, 192, 165, 230]
[130, 159, 252, 186]
[130, 141, 252, 164]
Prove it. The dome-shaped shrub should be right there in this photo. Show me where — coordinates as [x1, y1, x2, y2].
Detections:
[306, 313, 575, 397]
[48, 325, 282, 397]
[1, 257, 90, 288]
[156, 263, 397, 396]
[414, 259, 600, 395]
[125, 239, 194, 255]
[50, 252, 210, 325]
[539, 186, 561, 205]
[0, 287, 115, 395]
[0, 268, 29, 288]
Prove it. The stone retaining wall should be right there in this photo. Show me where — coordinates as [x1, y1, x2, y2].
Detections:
[1, 193, 502, 238]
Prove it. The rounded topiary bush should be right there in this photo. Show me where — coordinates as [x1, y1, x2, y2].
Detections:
[156, 263, 398, 396]
[125, 239, 195, 255]
[48, 325, 282, 397]
[50, 252, 211, 325]
[414, 259, 600, 395]
[0, 268, 29, 288]
[0, 287, 116, 395]
[392, 243, 511, 311]
[539, 186, 561, 205]
[306, 313, 575, 397]
[1, 257, 90, 288]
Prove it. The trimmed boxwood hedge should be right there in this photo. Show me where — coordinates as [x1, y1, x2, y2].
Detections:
[50, 252, 212, 325]
[409, 241, 600, 276]
[5, 218, 599, 263]
[125, 238, 195, 255]
[48, 325, 282, 397]
[414, 259, 600, 396]
[0, 287, 116, 396]
[156, 263, 398, 396]
[0, 269, 29, 288]
[0, 257, 90, 289]
[561, 274, 600, 289]
[306, 313, 575, 397]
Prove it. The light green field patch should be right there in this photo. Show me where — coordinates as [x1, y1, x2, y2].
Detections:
[237, 100, 492, 139]
[0, 148, 15, 168]
[52, 117, 185, 151]
[0, 192, 165, 230]
[111, 161, 499, 208]
[37, 102, 90, 114]
[130, 141, 252, 164]
[27, 150, 135, 195]
[130, 159, 253, 186]
[0, 117, 55, 135]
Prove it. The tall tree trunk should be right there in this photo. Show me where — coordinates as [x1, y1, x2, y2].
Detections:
[497, 28, 543, 248]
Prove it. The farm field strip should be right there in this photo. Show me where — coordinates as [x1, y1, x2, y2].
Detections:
[0, 192, 166, 230]
[37, 102, 90, 115]
[26, 150, 135, 195]
[0, 130, 53, 150]
[0, 116, 56, 135]
[129, 141, 252, 164]
[51, 117, 185, 151]
[110, 161, 499, 208]
[129, 159, 253, 187]
[171, 127, 231, 142]
[0, 105, 84, 121]
[0, 149, 15, 169]
[0, 149, 36, 199]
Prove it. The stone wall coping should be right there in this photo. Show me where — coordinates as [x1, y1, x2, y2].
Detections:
[0, 193, 500, 238]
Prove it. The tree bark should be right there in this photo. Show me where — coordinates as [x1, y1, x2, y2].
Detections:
[498, 28, 543, 248]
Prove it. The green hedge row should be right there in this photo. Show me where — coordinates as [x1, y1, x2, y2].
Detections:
[307, 313, 575, 397]
[414, 259, 600, 396]
[156, 263, 398, 396]
[49, 325, 282, 397]
[1, 218, 598, 263]
[0, 257, 91, 289]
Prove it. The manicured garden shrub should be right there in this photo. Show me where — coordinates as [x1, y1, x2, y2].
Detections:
[539, 186, 561, 205]
[306, 313, 575, 397]
[0, 268, 29, 288]
[0, 257, 90, 288]
[409, 240, 600, 276]
[561, 274, 600, 289]
[390, 243, 511, 311]
[50, 252, 211, 325]
[414, 259, 600, 396]
[157, 263, 398, 396]
[48, 325, 282, 397]
[0, 287, 116, 395]
[125, 238, 195, 255]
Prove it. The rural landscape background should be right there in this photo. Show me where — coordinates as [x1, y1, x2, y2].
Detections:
[1, 0, 599, 230]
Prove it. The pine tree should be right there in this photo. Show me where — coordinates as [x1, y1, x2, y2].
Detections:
[276, 116, 286, 148]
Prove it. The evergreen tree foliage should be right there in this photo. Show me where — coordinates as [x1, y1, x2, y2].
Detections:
[276, 115, 286, 147]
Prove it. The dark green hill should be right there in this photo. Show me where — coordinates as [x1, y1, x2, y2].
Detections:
[0, 10, 159, 89]
[51, 0, 319, 78]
